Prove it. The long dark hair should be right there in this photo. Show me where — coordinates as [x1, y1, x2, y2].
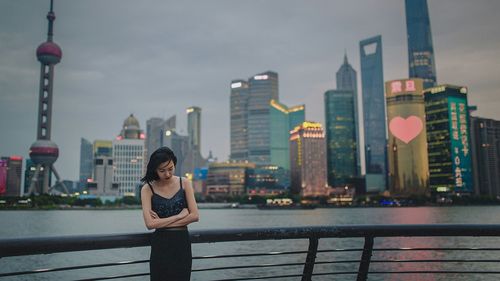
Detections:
[141, 146, 177, 184]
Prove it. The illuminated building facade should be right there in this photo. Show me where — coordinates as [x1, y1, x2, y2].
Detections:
[248, 71, 279, 164]
[0, 159, 6, 195]
[206, 162, 255, 197]
[113, 114, 145, 196]
[424, 85, 473, 194]
[270, 99, 305, 170]
[405, 0, 437, 89]
[470, 117, 500, 197]
[359, 35, 387, 192]
[230, 80, 250, 161]
[386, 78, 429, 196]
[0, 156, 23, 197]
[247, 165, 290, 196]
[324, 89, 358, 187]
[289, 122, 329, 197]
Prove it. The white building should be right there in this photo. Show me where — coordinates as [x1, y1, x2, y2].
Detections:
[88, 156, 119, 197]
[113, 114, 145, 196]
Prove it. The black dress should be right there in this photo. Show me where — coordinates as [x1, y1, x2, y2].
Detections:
[149, 178, 192, 281]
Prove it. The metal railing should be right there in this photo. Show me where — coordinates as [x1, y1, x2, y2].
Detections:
[1, 224, 500, 280]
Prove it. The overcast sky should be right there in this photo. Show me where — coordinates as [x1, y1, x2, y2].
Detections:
[1, 0, 499, 181]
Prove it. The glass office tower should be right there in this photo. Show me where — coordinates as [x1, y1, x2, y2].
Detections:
[359, 35, 387, 192]
[424, 85, 473, 194]
[247, 71, 279, 164]
[230, 80, 250, 161]
[324, 90, 358, 187]
[336, 54, 360, 176]
[405, 0, 437, 89]
[269, 100, 305, 170]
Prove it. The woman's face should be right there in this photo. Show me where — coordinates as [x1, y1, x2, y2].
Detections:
[156, 160, 175, 181]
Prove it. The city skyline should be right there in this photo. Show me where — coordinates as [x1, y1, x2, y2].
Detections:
[1, 1, 500, 180]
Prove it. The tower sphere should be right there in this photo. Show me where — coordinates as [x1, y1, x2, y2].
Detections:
[36, 41, 62, 64]
[29, 140, 59, 165]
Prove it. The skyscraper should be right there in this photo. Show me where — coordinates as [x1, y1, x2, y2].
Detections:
[470, 117, 500, 197]
[359, 35, 387, 192]
[386, 78, 429, 196]
[184, 106, 206, 178]
[79, 138, 93, 186]
[324, 89, 358, 187]
[146, 115, 177, 161]
[405, 0, 437, 89]
[334, 54, 360, 176]
[113, 114, 145, 196]
[289, 122, 329, 197]
[146, 117, 165, 160]
[230, 80, 249, 161]
[247, 71, 279, 164]
[424, 85, 473, 194]
[162, 128, 189, 177]
[269, 100, 305, 170]
[187, 106, 202, 152]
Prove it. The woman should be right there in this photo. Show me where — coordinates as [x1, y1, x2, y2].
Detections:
[140, 147, 199, 281]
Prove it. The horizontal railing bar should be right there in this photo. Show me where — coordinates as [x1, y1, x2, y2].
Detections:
[311, 259, 500, 265]
[317, 248, 363, 252]
[309, 271, 500, 276]
[0, 259, 148, 277]
[75, 272, 149, 281]
[371, 259, 500, 263]
[193, 262, 305, 272]
[210, 273, 304, 281]
[3, 224, 500, 258]
[368, 271, 500, 274]
[193, 250, 308, 260]
[373, 247, 500, 251]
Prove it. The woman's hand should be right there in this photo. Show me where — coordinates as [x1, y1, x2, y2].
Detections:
[178, 208, 189, 219]
[150, 210, 159, 219]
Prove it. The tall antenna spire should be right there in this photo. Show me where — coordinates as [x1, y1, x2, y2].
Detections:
[28, 0, 68, 195]
[47, 0, 55, 41]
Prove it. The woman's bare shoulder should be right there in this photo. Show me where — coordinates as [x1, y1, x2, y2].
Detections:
[141, 183, 153, 194]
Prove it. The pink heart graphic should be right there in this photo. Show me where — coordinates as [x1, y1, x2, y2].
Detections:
[389, 116, 423, 144]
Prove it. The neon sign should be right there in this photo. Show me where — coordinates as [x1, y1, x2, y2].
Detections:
[390, 79, 418, 94]
[389, 116, 423, 144]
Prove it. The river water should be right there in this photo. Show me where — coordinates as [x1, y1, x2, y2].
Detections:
[1, 206, 500, 280]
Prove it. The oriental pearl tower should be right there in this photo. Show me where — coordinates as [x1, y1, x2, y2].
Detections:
[27, 0, 69, 195]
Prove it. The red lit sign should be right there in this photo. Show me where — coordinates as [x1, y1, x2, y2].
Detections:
[391, 80, 417, 94]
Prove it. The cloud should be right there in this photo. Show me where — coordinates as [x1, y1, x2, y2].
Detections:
[0, 0, 499, 181]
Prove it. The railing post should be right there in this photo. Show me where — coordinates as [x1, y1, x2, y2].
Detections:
[357, 236, 374, 281]
[302, 237, 319, 281]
